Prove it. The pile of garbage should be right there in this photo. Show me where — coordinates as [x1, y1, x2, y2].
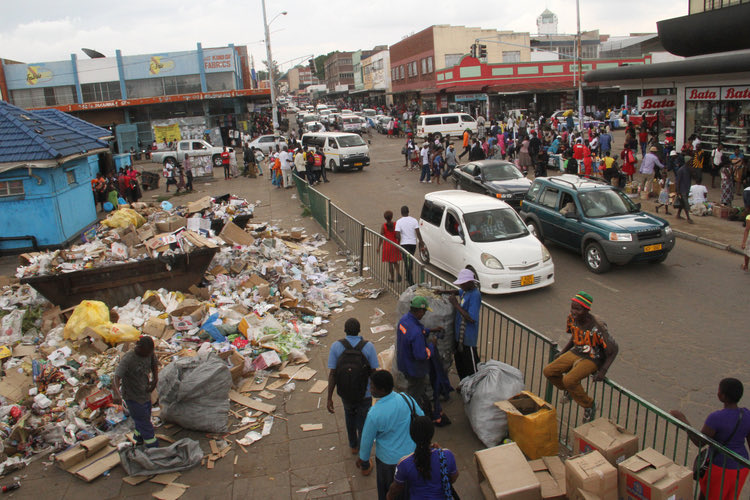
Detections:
[15, 194, 256, 278]
[0, 198, 382, 482]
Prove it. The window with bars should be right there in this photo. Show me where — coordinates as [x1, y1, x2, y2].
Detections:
[0, 180, 24, 197]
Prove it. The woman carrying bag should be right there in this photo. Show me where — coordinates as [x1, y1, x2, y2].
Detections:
[387, 416, 459, 500]
[670, 378, 750, 500]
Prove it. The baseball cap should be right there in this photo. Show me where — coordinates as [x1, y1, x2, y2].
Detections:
[410, 296, 431, 311]
[453, 269, 476, 285]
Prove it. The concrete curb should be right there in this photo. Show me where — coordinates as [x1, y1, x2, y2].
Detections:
[672, 229, 743, 255]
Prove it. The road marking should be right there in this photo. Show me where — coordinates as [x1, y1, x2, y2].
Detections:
[585, 277, 620, 293]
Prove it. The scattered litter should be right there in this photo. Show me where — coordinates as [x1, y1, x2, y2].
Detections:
[370, 324, 394, 334]
[300, 424, 323, 432]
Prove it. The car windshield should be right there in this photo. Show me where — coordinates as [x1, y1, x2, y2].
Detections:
[302, 115, 318, 123]
[482, 163, 523, 181]
[578, 189, 639, 217]
[463, 208, 528, 242]
[337, 135, 365, 147]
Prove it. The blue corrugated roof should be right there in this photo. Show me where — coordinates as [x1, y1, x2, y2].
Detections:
[0, 100, 109, 164]
[34, 108, 113, 141]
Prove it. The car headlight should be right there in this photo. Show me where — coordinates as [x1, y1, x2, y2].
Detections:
[481, 253, 504, 269]
[609, 232, 633, 242]
[664, 226, 673, 236]
[495, 193, 513, 199]
[542, 245, 551, 262]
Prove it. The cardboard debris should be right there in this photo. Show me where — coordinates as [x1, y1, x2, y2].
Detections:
[150, 472, 182, 485]
[55, 435, 120, 482]
[300, 424, 323, 432]
[565, 450, 618, 500]
[152, 483, 189, 500]
[278, 365, 317, 381]
[123, 475, 153, 485]
[220, 222, 254, 246]
[229, 390, 277, 414]
[308, 380, 328, 394]
[529, 456, 566, 500]
[617, 448, 692, 500]
[475, 442, 541, 499]
[240, 377, 267, 392]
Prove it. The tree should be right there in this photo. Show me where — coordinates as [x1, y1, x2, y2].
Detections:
[314, 52, 333, 82]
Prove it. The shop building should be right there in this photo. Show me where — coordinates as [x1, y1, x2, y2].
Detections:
[1, 44, 270, 152]
[585, 2, 750, 153]
[324, 52, 355, 93]
[354, 48, 392, 106]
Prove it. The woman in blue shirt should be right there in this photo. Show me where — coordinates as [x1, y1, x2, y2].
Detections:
[387, 416, 459, 500]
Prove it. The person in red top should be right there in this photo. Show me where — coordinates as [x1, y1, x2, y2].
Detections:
[377, 210, 402, 283]
[221, 147, 231, 180]
[573, 138, 585, 174]
[638, 125, 648, 157]
[582, 141, 594, 178]
[620, 145, 636, 181]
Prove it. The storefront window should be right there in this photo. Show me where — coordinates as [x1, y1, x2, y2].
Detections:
[686, 86, 749, 155]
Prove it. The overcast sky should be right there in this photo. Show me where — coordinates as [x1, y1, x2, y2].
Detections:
[1, 0, 686, 69]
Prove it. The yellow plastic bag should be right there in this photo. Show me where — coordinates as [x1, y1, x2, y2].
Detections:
[64, 300, 111, 340]
[495, 391, 559, 459]
[64, 300, 141, 344]
[101, 208, 146, 229]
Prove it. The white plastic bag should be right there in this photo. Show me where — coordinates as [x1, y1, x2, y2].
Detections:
[0, 310, 25, 345]
[459, 360, 525, 447]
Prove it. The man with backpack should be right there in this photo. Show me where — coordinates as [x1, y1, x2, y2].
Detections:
[327, 318, 379, 457]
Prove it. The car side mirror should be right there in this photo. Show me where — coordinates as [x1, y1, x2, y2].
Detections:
[564, 211, 578, 219]
[474, 175, 482, 181]
[634, 202, 642, 210]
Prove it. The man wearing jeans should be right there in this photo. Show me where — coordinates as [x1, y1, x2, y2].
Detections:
[543, 292, 618, 423]
[419, 143, 431, 183]
[394, 206, 424, 286]
[326, 318, 378, 456]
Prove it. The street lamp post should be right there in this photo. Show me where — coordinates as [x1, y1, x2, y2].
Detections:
[576, 0, 584, 131]
[261, 0, 286, 134]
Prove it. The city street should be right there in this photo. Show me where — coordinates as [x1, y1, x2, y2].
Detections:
[310, 129, 748, 423]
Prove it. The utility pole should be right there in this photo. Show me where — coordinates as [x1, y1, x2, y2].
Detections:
[576, 0, 584, 131]
[261, 0, 279, 134]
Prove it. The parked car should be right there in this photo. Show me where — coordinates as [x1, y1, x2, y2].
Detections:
[418, 191, 554, 294]
[341, 115, 367, 134]
[246, 135, 288, 154]
[375, 115, 393, 134]
[519, 174, 675, 273]
[452, 160, 532, 210]
[150, 140, 226, 168]
[300, 132, 370, 172]
[304, 121, 326, 133]
[415, 112, 478, 139]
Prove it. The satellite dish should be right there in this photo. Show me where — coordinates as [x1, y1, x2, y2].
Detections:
[82, 48, 106, 59]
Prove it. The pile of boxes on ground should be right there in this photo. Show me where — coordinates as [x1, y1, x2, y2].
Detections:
[0, 195, 380, 487]
[14, 195, 255, 277]
[477, 391, 693, 500]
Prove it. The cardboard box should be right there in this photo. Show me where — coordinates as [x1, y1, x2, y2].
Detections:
[228, 352, 248, 382]
[0, 370, 33, 402]
[155, 216, 187, 233]
[618, 448, 693, 500]
[169, 303, 206, 331]
[251, 351, 281, 371]
[186, 196, 212, 214]
[220, 221, 254, 246]
[475, 442, 542, 499]
[573, 418, 639, 466]
[529, 456, 566, 500]
[137, 223, 155, 242]
[495, 391, 559, 459]
[55, 435, 120, 482]
[142, 317, 167, 338]
[713, 204, 729, 219]
[565, 450, 618, 500]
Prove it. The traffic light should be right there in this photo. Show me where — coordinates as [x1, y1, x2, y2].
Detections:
[309, 58, 316, 73]
[478, 44, 487, 59]
[470, 44, 477, 58]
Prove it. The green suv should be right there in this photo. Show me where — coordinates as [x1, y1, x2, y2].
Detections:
[519, 175, 675, 273]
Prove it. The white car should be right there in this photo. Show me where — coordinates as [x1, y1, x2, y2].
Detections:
[246, 135, 288, 154]
[418, 191, 554, 294]
[304, 121, 326, 133]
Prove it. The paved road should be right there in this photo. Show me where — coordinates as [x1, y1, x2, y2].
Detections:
[311, 129, 748, 424]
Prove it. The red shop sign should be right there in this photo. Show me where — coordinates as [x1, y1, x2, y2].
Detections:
[722, 86, 750, 100]
[637, 95, 675, 110]
[686, 87, 720, 101]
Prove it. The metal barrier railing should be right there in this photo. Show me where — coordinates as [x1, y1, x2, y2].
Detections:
[297, 184, 750, 499]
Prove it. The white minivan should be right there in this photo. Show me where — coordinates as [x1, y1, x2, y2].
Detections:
[416, 113, 478, 139]
[418, 191, 554, 294]
[301, 132, 370, 172]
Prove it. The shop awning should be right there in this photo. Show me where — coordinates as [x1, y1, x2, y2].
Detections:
[489, 81, 577, 94]
[657, 4, 750, 57]
[440, 84, 488, 93]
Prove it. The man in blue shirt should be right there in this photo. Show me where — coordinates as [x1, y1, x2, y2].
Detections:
[440, 269, 481, 379]
[326, 318, 379, 456]
[599, 130, 612, 156]
[397, 297, 443, 416]
[358, 370, 424, 500]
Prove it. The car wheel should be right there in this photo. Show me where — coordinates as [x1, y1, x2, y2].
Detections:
[584, 241, 611, 273]
[212, 155, 222, 167]
[527, 220, 543, 243]
[419, 245, 430, 264]
[329, 159, 338, 173]
[164, 158, 176, 167]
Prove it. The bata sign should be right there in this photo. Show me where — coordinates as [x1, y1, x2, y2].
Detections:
[723, 86, 750, 100]
[637, 96, 675, 110]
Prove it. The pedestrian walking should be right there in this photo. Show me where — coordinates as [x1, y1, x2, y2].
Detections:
[720, 159, 735, 206]
[387, 416, 459, 500]
[358, 370, 424, 500]
[637, 147, 664, 194]
[543, 292, 618, 423]
[163, 164, 176, 192]
[431, 147, 444, 185]
[419, 144, 432, 183]
[395, 206, 424, 287]
[279, 146, 294, 188]
[112, 336, 159, 448]
[442, 143, 457, 180]
[327, 318, 379, 455]
[175, 163, 185, 193]
[670, 378, 750, 500]
[221, 147, 231, 180]
[317, 147, 329, 182]
[396, 297, 443, 416]
[439, 269, 481, 380]
[458, 129, 471, 159]
[675, 161, 694, 223]
[183, 154, 193, 191]
[294, 146, 307, 182]
[378, 210, 402, 283]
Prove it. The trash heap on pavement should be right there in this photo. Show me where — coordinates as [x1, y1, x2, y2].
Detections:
[15, 194, 255, 278]
[0, 195, 382, 486]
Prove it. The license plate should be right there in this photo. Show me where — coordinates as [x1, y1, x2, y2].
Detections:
[644, 244, 662, 252]
[354, 162, 363, 166]
[520, 275, 534, 286]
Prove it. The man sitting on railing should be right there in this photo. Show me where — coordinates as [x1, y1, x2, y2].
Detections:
[542, 292, 618, 423]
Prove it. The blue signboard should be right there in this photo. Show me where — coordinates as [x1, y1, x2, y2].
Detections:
[121, 50, 200, 80]
[4, 60, 76, 90]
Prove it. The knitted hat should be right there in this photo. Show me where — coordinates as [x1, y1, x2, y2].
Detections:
[572, 291, 593, 310]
